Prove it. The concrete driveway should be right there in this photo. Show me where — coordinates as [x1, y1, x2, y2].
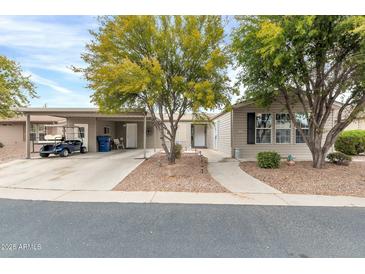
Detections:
[0, 149, 155, 191]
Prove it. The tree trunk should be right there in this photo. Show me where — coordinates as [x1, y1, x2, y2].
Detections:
[167, 131, 176, 165]
[304, 126, 329, 168]
[157, 123, 177, 165]
[312, 149, 326, 168]
[168, 141, 176, 165]
[158, 125, 171, 160]
[311, 139, 332, 169]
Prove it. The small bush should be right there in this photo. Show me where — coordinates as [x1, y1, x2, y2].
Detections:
[0, 142, 3, 148]
[335, 130, 365, 155]
[174, 143, 182, 159]
[327, 152, 352, 166]
[257, 151, 281, 168]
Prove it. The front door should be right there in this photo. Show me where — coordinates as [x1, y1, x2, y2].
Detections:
[126, 123, 138, 148]
[193, 124, 206, 147]
[74, 124, 88, 151]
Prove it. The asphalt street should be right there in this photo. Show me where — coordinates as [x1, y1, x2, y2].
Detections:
[0, 199, 365, 257]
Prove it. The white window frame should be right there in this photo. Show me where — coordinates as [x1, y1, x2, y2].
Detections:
[255, 113, 272, 144]
[30, 124, 46, 141]
[275, 113, 291, 144]
[295, 113, 309, 144]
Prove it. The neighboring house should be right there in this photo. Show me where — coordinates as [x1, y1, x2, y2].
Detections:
[0, 115, 65, 146]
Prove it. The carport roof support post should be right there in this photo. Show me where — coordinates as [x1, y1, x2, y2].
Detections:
[143, 112, 147, 159]
[25, 113, 30, 159]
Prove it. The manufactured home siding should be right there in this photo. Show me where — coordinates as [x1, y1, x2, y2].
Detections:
[96, 120, 116, 142]
[206, 124, 214, 149]
[213, 112, 232, 156]
[175, 122, 191, 149]
[346, 118, 365, 130]
[162, 121, 192, 150]
[232, 101, 337, 160]
[162, 121, 212, 150]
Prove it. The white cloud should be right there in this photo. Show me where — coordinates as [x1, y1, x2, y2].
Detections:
[28, 72, 73, 94]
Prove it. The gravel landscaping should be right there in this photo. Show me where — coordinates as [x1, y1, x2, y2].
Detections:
[114, 153, 229, 193]
[240, 161, 365, 197]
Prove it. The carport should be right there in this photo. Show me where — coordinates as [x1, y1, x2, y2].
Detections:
[18, 108, 158, 159]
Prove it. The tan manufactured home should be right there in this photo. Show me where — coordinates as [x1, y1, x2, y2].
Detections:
[210, 100, 362, 160]
[5, 102, 363, 160]
[14, 108, 214, 158]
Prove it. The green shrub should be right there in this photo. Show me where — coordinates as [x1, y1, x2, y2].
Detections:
[335, 130, 365, 155]
[174, 143, 182, 159]
[327, 152, 352, 166]
[0, 142, 3, 148]
[257, 151, 281, 168]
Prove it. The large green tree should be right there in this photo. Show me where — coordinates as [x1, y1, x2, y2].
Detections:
[232, 16, 365, 168]
[77, 16, 233, 164]
[0, 55, 35, 118]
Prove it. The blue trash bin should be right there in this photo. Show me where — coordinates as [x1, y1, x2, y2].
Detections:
[97, 136, 111, 152]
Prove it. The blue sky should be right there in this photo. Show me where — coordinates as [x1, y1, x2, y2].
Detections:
[0, 16, 238, 108]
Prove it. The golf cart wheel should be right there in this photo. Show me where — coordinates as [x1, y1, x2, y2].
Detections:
[80, 146, 87, 154]
[40, 153, 49, 158]
[60, 149, 69, 157]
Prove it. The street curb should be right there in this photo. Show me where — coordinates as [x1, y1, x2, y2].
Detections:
[1, 187, 365, 207]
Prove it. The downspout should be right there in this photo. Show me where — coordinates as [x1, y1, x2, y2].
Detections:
[231, 110, 234, 158]
[331, 109, 334, 152]
[143, 111, 147, 159]
[153, 124, 156, 152]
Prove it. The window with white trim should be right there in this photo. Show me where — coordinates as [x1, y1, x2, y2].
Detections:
[30, 124, 46, 141]
[275, 113, 291, 144]
[295, 113, 309, 143]
[256, 113, 272, 144]
[38, 125, 45, 141]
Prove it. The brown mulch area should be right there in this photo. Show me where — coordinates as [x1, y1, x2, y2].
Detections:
[113, 153, 229, 193]
[240, 161, 365, 197]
